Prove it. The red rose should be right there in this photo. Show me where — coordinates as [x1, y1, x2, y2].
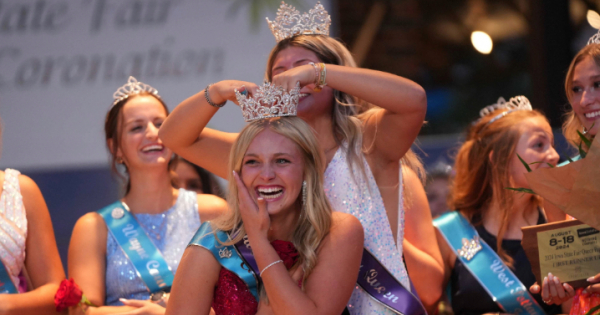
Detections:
[271, 240, 299, 269]
[54, 278, 83, 312]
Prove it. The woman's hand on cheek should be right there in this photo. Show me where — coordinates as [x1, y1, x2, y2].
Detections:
[272, 64, 316, 92]
[233, 171, 270, 239]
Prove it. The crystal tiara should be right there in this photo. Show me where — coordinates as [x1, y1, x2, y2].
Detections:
[267, 1, 331, 42]
[478, 95, 532, 127]
[235, 82, 301, 122]
[112, 76, 160, 106]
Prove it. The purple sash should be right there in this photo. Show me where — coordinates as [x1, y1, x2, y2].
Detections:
[235, 237, 426, 315]
[357, 249, 427, 315]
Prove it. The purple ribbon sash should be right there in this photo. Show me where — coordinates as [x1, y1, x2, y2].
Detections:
[233, 237, 261, 278]
[357, 249, 427, 315]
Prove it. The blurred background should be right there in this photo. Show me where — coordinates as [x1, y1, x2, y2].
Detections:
[0, 0, 597, 270]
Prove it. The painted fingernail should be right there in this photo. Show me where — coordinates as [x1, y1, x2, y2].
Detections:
[548, 272, 553, 278]
[119, 298, 128, 302]
[554, 277, 560, 284]
[588, 276, 595, 282]
[543, 277, 548, 284]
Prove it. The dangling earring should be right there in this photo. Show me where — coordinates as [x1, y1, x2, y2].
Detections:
[116, 156, 124, 164]
[582, 126, 589, 135]
[302, 181, 307, 210]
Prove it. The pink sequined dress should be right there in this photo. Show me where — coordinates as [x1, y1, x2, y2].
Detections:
[211, 240, 299, 315]
[0, 169, 28, 293]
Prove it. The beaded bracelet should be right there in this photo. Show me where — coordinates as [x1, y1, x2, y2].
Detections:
[260, 259, 283, 276]
[204, 84, 226, 108]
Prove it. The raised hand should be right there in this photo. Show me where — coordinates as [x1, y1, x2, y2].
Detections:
[271, 64, 318, 92]
[209, 80, 260, 106]
[233, 171, 270, 239]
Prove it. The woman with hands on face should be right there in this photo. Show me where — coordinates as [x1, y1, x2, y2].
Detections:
[160, 3, 428, 313]
[166, 117, 364, 315]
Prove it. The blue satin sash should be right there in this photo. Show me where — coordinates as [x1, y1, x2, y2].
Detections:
[188, 222, 259, 301]
[0, 262, 17, 294]
[98, 201, 174, 293]
[434, 211, 546, 315]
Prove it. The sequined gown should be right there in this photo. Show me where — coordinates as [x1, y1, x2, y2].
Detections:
[104, 189, 200, 305]
[324, 148, 410, 315]
[0, 169, 27, 293]
[211, 240, 299, 315]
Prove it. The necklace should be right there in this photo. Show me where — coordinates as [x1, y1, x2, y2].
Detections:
[122, 201, 168, 240]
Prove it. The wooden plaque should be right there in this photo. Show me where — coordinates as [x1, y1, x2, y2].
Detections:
[522, 220, 600, 289]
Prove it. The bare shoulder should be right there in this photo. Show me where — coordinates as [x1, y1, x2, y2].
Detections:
[73, 212, 107, 239]
[329, 212, 364, 244]
[196, 193, 228, 222]
[17, 174, 48, 217]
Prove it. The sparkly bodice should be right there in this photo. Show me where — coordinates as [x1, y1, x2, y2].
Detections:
[104, 189, 200, 305]
[212, 240, 299, 315]
[324, 148, 409, 315]
[0, 169, 27, 293]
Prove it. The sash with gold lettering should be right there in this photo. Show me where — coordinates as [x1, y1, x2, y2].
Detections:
[434, 211, 546, 315]
[98, 201, 174, 293]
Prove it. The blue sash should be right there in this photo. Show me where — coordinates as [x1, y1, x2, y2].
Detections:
[98, 201, 174, 293]
[188, 222, 259, 301]
[0, 262, 17, 294]
[434, 212, 546, 315]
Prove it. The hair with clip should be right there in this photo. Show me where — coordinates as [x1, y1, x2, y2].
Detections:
[451, 98, 546, 266]
[235, 82, 300, 122]
[267, 1, 331, 43]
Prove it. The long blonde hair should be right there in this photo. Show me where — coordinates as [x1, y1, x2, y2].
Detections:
[212, 117, 333, 287]
[563, 44, 600, 148]
[451, 109, 546, 266]
[265, 35, 367, 179]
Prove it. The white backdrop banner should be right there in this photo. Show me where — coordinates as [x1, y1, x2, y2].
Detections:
[0, 0, 326, 170]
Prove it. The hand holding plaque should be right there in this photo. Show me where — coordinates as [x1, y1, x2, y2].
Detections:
[521, 137, 600, 289]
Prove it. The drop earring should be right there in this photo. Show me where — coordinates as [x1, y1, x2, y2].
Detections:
[302, 181, 307, 210]
[582, 126, 589, 135]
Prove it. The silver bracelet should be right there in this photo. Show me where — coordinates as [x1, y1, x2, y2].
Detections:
[260, 260, 283, 276]
[204, 84, 226, 108]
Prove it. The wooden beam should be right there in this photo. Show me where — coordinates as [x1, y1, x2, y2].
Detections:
[351, 1, 386, 67]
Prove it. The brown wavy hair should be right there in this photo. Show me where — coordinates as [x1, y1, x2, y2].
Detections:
[562, 44, 600, 149]
[450, 108, 547, 266]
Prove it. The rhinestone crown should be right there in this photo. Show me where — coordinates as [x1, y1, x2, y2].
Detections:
[112, 76, 160, 106]
[235, 82, 300, 122]
[267, 1, 331, 42]
[478, 95, 532, 127]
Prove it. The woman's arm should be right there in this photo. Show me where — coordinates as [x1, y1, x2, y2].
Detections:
[272, 64, 427, 163]
[434, 226, 456, 298]
[159, 81, 258, 179]
[401, 167, 444, 314]
[0, 175, 66, 315]
[256, 212, 364, 315]
[196, 194, 228, 222]
[165, 246, 220, 315]
[68, 213, 142, 315]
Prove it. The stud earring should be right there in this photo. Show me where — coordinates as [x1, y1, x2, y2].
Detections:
[582, 126, 589, 135]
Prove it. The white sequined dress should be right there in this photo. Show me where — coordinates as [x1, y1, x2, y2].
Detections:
[0, 169, 27, 293]
[324, 148, 409, 315]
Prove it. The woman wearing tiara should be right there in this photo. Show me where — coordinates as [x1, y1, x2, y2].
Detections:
[165, 116, 364, 315]
[67, 77, 227, 314]
[433, 96, 562, 315]
[0, 119, 66, 314]
[528, 30, 600, 312]
[160, 2, 442, 314]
